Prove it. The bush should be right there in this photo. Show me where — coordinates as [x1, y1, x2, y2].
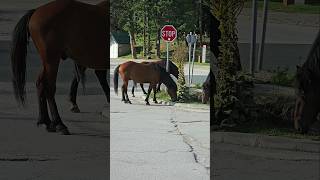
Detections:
[172, 45, 189, 102]
[271, 67, 295, 87]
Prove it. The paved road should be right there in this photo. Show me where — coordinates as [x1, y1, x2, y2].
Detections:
[0, 42, 110, 179]
[213, 143, 320, 180]
[110, 59, 210, 180]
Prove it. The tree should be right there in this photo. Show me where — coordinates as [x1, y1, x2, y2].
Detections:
[210, 0, 245, 124]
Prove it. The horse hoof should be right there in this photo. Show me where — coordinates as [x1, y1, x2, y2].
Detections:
[46, 126, 56, 132]
[132, 95, 135, 97]
[128, 101, 132, 104]
[56, 125, 70, 135]
[70, 106, 80, 113]
[146, 102, 150, 105]
[154, 101, 158, 104]
[37, 120, 49, 127]
[59, 128, 70, 135]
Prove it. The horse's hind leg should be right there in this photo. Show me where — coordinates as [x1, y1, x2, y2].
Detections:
[156, 83, 162, 92]
[45, 61, 70, 135]
[36, 69, 51, 130]
[122, 80, 131, 104]
[69, 64, 86, 113]
[95, 70, 110, 103]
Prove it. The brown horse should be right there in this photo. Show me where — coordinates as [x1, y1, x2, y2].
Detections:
[131, 60, 179, 97]
[113, 61, 177, 105]
[11, 0, 109, 135]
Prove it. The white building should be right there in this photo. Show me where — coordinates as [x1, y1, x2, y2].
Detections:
[110, 31, 131, 58]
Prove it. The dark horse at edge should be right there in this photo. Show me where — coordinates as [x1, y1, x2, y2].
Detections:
[11, 0, 109, 135]
[294, 30, 320, 134]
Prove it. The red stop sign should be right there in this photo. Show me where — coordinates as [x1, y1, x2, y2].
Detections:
[161, 25, 177, 42]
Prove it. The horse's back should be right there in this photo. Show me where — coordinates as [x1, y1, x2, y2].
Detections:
[119, 61, 160, 83]
[29, 0, 108, 69]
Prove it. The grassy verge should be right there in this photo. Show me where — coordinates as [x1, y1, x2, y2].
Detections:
[216, 124, 320, 141]
[151, 87, 205, 104]
[244, 1, 320, 14]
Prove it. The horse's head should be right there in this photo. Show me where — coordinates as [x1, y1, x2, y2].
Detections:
[294, 66, 319, 133]
[201, 83, 210, 104]
[202, 71, 215, 104]
[157, 64, 177, 102]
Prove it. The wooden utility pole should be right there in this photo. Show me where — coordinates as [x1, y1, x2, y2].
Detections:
[257, 0, 269, 71]
[249, 0, 258, 75]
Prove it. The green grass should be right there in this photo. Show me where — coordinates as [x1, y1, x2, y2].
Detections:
[151, 90, 172, 102]
[244, 1, 320, 14]
[217, 123, 320, 141]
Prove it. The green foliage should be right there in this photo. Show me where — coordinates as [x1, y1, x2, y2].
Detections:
[212, 1, 241, 111]
[172, 45, 189, 102]
[244, 1, 320, 14]
[271, 67, 295, 87]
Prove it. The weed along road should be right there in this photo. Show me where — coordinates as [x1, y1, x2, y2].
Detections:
[110, 59, 210, 180]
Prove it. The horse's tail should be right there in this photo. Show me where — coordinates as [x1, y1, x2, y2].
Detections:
[11, 9, 35, 105]
[113, 65, 120, 95]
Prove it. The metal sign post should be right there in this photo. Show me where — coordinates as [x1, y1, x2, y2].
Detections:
[166, 42, 169, 72]
[186, 32, 197, 85]
[190, 34, 197, 84]
[186, 32, 192, 86]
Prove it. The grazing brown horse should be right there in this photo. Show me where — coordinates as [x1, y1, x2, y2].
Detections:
[131, 60, 179, 97]
[11, 0, 109, 135]
[114, 61, 177, 105]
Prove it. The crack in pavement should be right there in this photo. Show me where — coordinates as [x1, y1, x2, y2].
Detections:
[0, 157, 57, 162]
[112, 149, 188, 154]
[169, 109, 201, 165]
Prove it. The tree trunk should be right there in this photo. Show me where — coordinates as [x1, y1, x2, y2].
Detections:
[147, 15, 151, 58]
[129, 30, 137, 59]
[143, 4, 146, 58]
[199, 0, 203, 46]
[156, 27, 161, 58]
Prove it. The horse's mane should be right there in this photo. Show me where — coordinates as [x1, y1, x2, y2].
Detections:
[156, 60, 179, 78]
[156, 64, 177, 91]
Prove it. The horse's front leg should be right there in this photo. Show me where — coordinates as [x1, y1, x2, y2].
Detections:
[95, 69, 110, 103]
[69, 75, 80, 113]
[152, 84, 158, 104]
[145, 84, 152, 105]
[69, 64, 86, 113]
[122, 80, 131, 104]
[45, 61, 70, 135]
[156, 82, 162, 92]
[140, 83, 147, 94]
